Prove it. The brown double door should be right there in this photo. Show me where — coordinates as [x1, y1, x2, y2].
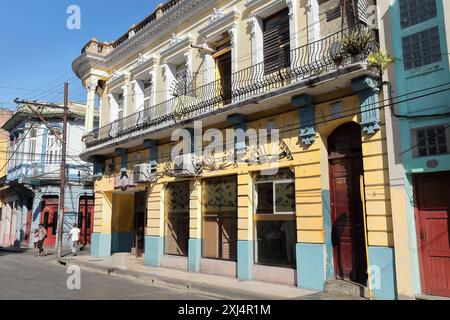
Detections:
[328, 123, 368, 285]
[414, 172, 450, 297]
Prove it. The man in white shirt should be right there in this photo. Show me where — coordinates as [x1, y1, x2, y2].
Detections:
[68, 224, 81, 256]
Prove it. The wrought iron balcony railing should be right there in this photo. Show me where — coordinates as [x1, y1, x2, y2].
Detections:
[84, 23, 378, 148]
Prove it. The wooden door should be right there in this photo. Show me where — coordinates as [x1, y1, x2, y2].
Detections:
[328, 123, 368, 285]
[216, 51, 232, 105]
[134, 191, 147, 257]
[78, 197, 94, 246]
[41, 203, 58, 247]
[414, 172, 450, 297]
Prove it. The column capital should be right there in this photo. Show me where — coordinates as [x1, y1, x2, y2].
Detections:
[351, 75, 381, 135]
[351, 75, 380, 93]
[292, 94, 314, 109]
[227, 113, 247, 127]
[143, 139, 157, 148]
[292, 94, 316, 146]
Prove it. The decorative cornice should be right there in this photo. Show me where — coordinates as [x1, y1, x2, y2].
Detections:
[160, 34, 193, 62]
[198, 6, 240, 43]
[105, 0, 216, 67]
[130, 54, 158, 79]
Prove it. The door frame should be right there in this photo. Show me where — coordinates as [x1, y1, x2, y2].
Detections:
[327, 122, 368, 284]
[413, 173, 450, 297]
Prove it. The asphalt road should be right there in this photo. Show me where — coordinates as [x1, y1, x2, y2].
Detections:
[0, 249, 209, 300]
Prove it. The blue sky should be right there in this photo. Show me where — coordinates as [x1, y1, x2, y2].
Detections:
[0, 0, 160, 109]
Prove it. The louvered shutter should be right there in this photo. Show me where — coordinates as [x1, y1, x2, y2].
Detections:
[263, 8, 290, 74]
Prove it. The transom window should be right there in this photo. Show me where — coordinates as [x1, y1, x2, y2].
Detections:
[399, 0, 437, 29]
[414, 125, 449, 157]
[402, 26, 441, 70]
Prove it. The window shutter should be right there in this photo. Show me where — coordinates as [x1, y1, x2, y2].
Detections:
[263, 8, 290, 74]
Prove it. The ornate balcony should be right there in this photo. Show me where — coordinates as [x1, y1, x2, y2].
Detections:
[83, 23, 379, 151]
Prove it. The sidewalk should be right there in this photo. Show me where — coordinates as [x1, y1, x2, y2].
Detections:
[57, 253, 317, 300]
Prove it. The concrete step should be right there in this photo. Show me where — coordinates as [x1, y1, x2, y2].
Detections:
[416, 294, 450, 300]
[324, 279, 369, 299]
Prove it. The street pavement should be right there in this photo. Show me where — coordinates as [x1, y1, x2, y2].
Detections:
[0, 248, 209, 300]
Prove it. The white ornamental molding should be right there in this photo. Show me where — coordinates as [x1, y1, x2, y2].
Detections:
[248, 16, 257, 38]
[184, 51, 193, 72]
[161, 63, 170, 81]
[169, 33, 183, 46]
[209, 8, 225, 24]
[111, 69, 123, 80]
[198, 6, 240, 43]
[137, 53, 148, 65]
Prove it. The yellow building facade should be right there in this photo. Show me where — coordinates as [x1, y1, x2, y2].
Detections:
[73, 0, 396, 299]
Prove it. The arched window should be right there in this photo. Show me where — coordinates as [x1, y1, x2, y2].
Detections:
[28, 128, 37, 162]
[46, 128, 62, 165]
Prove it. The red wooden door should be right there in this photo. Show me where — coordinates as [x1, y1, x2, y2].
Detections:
[78, 197, 94, 246]
[41, 204, 58, 247]
[414, 172, 450, 297]
[328, 123, 367, 285]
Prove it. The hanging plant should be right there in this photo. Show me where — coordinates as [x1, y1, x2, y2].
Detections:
[341, 30, 375, 57]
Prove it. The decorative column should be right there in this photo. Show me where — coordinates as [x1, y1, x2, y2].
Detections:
[351, 75, 381, 135]
[227, 114, 247, 161]
[142, 139, 163, 267]
[227, 114, 253, 281]
[286, 0, 299, 50]
[292, 94, 316, 146]
[228, 25, 238, 74]
[90, 155, 105, 178]
[248, 16, 263, 65]
[306, 0, 321, 43]
[188, 180, 202, 272]
[85, 80, 98, 133]
[202, 47, 215, 85]
[114, 148, 128, 177]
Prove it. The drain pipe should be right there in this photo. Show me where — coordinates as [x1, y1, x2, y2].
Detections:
[360, 174, 373, 300]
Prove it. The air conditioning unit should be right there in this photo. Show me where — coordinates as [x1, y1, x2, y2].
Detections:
[173, 154, 202, 176]
[133, 163, 157, 183]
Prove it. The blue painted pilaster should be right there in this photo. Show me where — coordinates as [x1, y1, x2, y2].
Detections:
[227, 114, 247, 162]
[188, 238, 202, 272]
[114, 148, 128, 176]
[91, 233, 112, 257]
[237, 240, 253, 281]
[144, 139, 158, 169]
[89, 155, 105, 178]
[144, 236, 163, 267]
[292, 94, 316, 145]
[296, 243, 325, 291]
[368, 246, 397, 300]
[351, 75, 381, 135]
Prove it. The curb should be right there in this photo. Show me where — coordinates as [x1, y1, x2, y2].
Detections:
[58, 258, 295, 300]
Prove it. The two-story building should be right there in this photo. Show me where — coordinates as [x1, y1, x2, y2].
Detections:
[0, 101, 96, 250]
[73, 0, 396, 298]
[0, 108, 14, 245]
[378, 0, 450, 299]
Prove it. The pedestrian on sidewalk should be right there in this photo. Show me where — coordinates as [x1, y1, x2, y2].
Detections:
[68, 224, 81, 256]
[37, 224, 47, 257]
[33, 228, 39, 251]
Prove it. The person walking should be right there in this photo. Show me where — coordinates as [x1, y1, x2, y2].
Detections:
[68, 224, 81, 256]
[37, 224, 47, 257]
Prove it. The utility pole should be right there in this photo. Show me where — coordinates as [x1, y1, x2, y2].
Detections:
[56, 82, 68, 258]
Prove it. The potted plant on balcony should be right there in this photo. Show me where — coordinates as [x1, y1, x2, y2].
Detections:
[368, 50, 395, 76]
[341, 30, 375, 62]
